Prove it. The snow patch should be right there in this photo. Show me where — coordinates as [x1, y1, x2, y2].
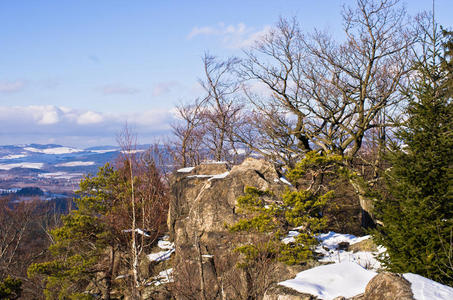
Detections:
[89, 149, 118, 154]
[0, 162, 43, 170]
[0, 154, 27, 159]
[157, 236, 174, 250]
[315, 232, 382, 270]
[317, 231, 371, 248]
[279, 177, 292, 185]
[282, 230, 300, 244]
[147, 249, 175, 262]
[56, 161, 95, 167]
[177, 167, 195, 173]
[280, 261, 377, 300]
[208, 171, 229, 181]
[202, 160, 228, 164]
[187, 171, 230, 181]
[38, 172, 84, 179]
[151, 268, 173, 286]
[123, 228, 151, 237]
[120, 149, 145, 154]
[24, 146, 83, 154]
[404, 273, 453, 300]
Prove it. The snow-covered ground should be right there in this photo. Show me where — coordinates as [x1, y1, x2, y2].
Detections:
[38, 172, 84, 179]
[316, 231, 384, 271]
[279, 231, 453, 300]
[0, 162, 44, 170]
[89, 149, 118, 154]
[56, 161, 95, 167]
[0, 154, 27, 159]
[404, 273, 453, 300]
[280, 261, 376, 299]
[24, 146, 83, 154]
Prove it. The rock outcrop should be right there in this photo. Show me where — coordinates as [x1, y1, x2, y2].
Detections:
[358, 272, 414, 300]
[168, 158, 303, 299]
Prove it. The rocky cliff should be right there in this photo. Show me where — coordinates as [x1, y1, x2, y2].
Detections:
[167, 158, 305, 299]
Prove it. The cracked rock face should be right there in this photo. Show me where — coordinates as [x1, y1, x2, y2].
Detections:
[168, 158, 300, 299]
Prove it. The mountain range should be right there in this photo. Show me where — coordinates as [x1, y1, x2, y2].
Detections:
[0, 144, 153, 193]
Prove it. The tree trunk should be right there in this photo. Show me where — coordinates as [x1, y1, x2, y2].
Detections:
[102, 246, 115, 300]
[349, 178, 376, 228]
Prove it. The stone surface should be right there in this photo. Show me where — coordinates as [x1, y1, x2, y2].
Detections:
[263, 285, 318, 300]
[168, 158, 299, 299]
[349, 238, 377, 253]
[361, 272, 414, 300]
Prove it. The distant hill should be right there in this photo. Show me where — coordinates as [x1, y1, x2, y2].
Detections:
[0, 143, 168, 193]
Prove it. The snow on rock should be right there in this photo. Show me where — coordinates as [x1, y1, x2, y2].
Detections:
[157, 236, 174, 250]
[202, 160, 228, 164]
[0, 162, 43, 170]
[279, 177, 292, 185]
[147, 249, 174, 262]
[147, 235, 175, 262]
[315, 232, 382, 270]
[403, 273, 453, 300]
[123, 228, 151, 237]
[24, 146, 83, 154]
[208, 171, 229, 181]
[151, 268, 173, 286]
[187, 171, 230, 181]
[56, 161, 95, 167]
[280, 261, 377, 300]
[177, 167, 195, 173]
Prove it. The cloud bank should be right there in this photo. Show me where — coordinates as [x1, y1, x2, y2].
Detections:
[0, 105, 175, 147]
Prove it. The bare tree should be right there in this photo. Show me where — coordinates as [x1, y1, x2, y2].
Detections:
[199, 53, 243, 162]
[172, 98, 208, 167]
[117, 126, 169, 298]
[172, 54, 245, 167]
[0, 197, 37, 279]
[239, 0, 415, 226]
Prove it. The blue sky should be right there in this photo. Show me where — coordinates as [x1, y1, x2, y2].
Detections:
[0, 0, 451, 147]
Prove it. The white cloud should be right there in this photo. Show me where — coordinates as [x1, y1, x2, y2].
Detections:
[0, 105, 175, 146]
[0, 80, 26, 93]
[100, 84, 140, 95]
[32, 105, 61, 124]
[77, 111, 104, 124]
[187, 23, 271, 49]
[187, 26, 218, 39]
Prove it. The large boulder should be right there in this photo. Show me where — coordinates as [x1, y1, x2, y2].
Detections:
[168, 158, 301, 299]
[360, 272, 414, 300]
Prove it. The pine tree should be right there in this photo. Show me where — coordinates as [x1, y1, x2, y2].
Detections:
[0, 276, 22, 299]
[28, 164, 123, 299]
[373, 24, 453, 285]
[230, 152, 341, 265]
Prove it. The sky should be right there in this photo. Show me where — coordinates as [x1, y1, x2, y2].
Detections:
[0, 0, 451, 147]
